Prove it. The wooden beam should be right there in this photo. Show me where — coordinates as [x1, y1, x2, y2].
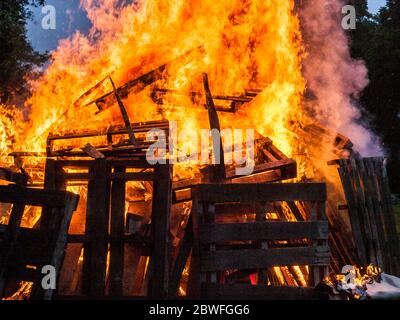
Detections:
[202, 283, 321, 300]
[200, 221, 328, 244]
[192, 183, 327, 202]
[200, 246, 330, 272]
[149, 164, 172, 298]
[108, 166, 126, 298]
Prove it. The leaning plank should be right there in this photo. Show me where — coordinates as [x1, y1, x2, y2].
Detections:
[109, 76, 138, 146]
[202, 73, 226, 182]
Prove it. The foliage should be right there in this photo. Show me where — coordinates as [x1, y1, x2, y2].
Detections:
[0, 0, 48, 104]
[350, 0, 400, 193]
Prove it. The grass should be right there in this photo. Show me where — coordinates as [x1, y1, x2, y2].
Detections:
[394, 204, 400, 235]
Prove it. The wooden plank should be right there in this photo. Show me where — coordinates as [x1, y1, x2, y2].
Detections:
[373, 158, 400, 275]
[200, 247, 330, 272]
[108, 166, 126, 298]
[149, 164, 172, 298]
[82, 159, 110, 298]
[192, 183, 327, 202]
[199, 221, 328, 244]
[226, 159, 296, 180]
[256, 202, 268, 285]
[109, 76, 138, 147]
[349, 158, 375, 265]
[230, 169, 282, 184]
[0, 185, 71, 208]
[37, 193, 79, 300]
[337, 162, 368, 266]
[186, 200, 202, 299]
[81, 144, 105, 159]
[202, 73, 226, 182]
[123, 245, 143, 296]
[202, 283, 320, 300]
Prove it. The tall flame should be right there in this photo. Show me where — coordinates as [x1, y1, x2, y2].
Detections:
[1, 0, 305, 167]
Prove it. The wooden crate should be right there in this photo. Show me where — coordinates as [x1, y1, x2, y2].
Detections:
[172, 183, 329, 300]
[46, 120, 169, 158]
[41, 158, 172, 299]
[0, 185, 79, 300]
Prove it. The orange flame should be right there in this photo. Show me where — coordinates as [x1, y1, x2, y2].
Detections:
[0, 0, 305, 172]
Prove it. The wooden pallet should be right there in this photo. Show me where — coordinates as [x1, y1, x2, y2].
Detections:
[170, 183, 329, 300]
[329, 157, 400, 276]
[46, 120, 169, 158]
[0, 185, 79, 300]
[40, 158, 172, 299]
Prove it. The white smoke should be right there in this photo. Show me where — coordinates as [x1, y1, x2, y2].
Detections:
[299, 0, 382, 156]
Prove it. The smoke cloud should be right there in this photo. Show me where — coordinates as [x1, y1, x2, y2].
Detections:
[299, 0, 382, 156]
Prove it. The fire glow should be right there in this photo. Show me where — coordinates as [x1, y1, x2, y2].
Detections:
[1, 0, 305, 173]
[1, 0, 390, 301]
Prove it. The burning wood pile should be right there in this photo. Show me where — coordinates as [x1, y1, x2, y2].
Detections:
[0, 0, 399, 301]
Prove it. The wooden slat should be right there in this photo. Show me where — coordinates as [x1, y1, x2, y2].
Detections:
[337, 162, 368, 266]
[82, 159, 110, 298]
[202, 283, 321, 300]
[149, 164, 172, 298]
[192, 183, 327, 202]
[200, 221, 328, 244]
[200, 246, 330, 272]
[0, 185, 70, 207]
[108, 167, 126, 298]
[226, 158, 296, 180]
